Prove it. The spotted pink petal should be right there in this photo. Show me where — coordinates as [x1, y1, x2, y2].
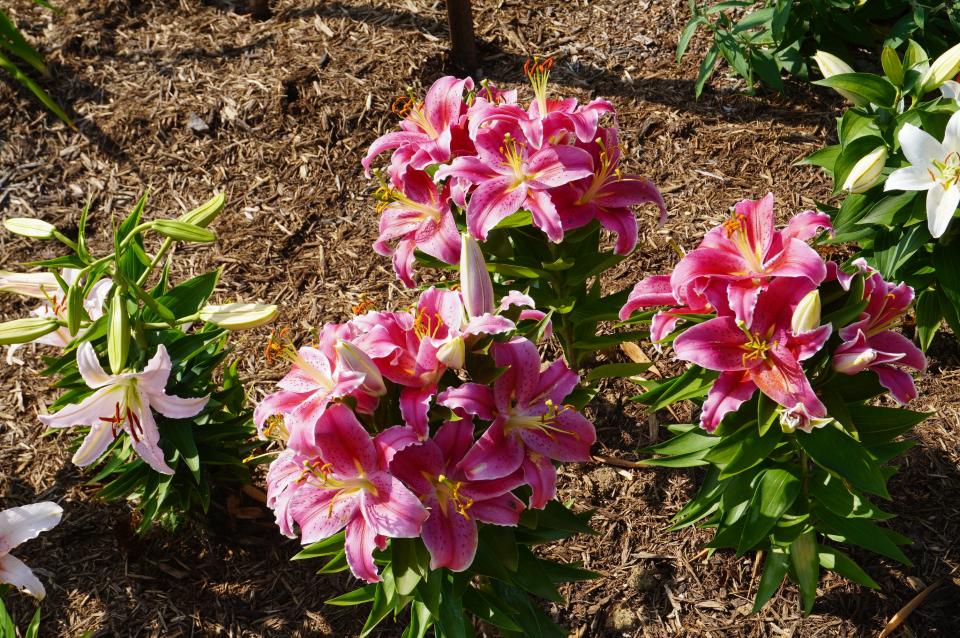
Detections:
[419, 495, 478, 572]
[522, 454, 557, 509]
[619, 275, 676, 321]
[361, 472, 428, 538]
[700, 370, 757, 432]
[467, 492, 526, 526]
[313, 404, 378, 477]
[459, 419, 525, 481]
[673, 316, 750, 371]
[344, 514, 382, 583]
[438, 383, 496, 421]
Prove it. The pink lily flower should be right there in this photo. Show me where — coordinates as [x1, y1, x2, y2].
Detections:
[435, 122, 594, 242]
[619, 274, 729, 350]
[672, 279, 831, 432]
[0, 502, 62, 600]
[437, 337, 596, 508]
[389, 421, 526, 571]
[553, 127, 667, 255]
[254, 323, 374, 453]
[833, 268, 925, 403]
[40, 343, 208, 474]
[288, 404, 428, 583]
[671, 194, 831, 324]
[362, 76, 474, 178]
[373, 168, 461, 288]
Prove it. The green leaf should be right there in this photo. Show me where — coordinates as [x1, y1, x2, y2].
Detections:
[0, 52, 72, 125]
[636, 365, 718, 411]
[771, 0, 791, 42]
[391, 538, 425, 596]
[162, 422, 201, 483]
[645, 428, 719, 456]
[0, 595, 15, 637]
[873, 224, 927, 280]
[326, 584, 377, 606]
[292, 531, 345, 560]
[799, 145, 841, 173]
[462, 587, 522, 632]
[813, 73, 898, 107]
[797, 425, 890, 498]
[677, 16, 706, 62]
[752, 548, 789, 612]
[814, 506, 911, 564]
[25, 606, 41, 638]
[847, 404, 929, 445]
[716, 29, 752, 83]
[790, 531, 819, 616]
[720, 424, 782, 479]
[437, 576, 471, 638]
[695, 44, 720, 98]
[360, 567, 397, 637]
[757, 393, 778, 437]
[915, 288, 941, 351]
[809, 470, 893, 520]
[857, 191, 917, 227]
[146, 270, 220, 321]
[881, 46, 904, 86]
[737, 468, 801, 553]
[818, 546, 879, 589]
[585, 362, 652, 381]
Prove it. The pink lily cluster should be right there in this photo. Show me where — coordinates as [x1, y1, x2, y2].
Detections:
[258, 237, 596, 582]
[619, 193, 924, 433]
[363, 59, 666, 286]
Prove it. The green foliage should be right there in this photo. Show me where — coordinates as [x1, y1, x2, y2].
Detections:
[299, 501, 596, 638]
[0, 1, 71, 125]
[679, 0, 960, 96]
[806, 40, 960, 348]
[0, 590, 41, 638]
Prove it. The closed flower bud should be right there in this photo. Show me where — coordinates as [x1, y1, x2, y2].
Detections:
[178, 192, 226, 228]
[0, 317, 61, 345]
[335, 340, 386, 396]
[833, 347, 876, 374]
[791, 290, 822, 334]
[842, 147, 887, 193]
[436, 335, 466, 369]
[107, 288, 129, 374]
[459, 233, 494, 319]
[200, 303, 278, 329]
[922, 41, 960, 94]
[151, 220, 216, 243]
[813, 51, 869, 106]
[3, 218, 57, 240]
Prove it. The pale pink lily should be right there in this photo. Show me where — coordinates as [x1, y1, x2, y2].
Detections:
[554, 127, 667, 254]
[362, 76, 475, 178]
[40, 343, 208, 474]
[374, 168, 461, 288]
[671, 194, 831, 324]
[389, 421, 526, 571]
[438, 337, 595, 508]
[833, 268, 925, 403]
[885, 109, 960, 238]
[435, 122, 593, 242]
[673, 279, 831, 432]
[288, 405, 428, 583]
[0, 502, 62, 599]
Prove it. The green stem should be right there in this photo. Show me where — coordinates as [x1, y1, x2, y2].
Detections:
[137, 237, 174, 287]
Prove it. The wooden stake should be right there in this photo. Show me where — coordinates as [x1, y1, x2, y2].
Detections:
[445, 0, 479, 74]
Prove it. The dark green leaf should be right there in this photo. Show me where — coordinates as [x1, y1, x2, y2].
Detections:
[818, 546, 879, 589]
[813, 73, 898, 107]
[790, 531, 819, 616]
[847, 404, 929, 445]
[738, 468, 801, 553]
[752, 548, 789, 612]
[798, 425, 889, 498]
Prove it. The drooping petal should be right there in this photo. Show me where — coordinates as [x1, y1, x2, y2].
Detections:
[672, 317, 749, 371]
[522, 454, 557, 509]
[466, 176, 528, 240]
[791, 324, 832, 362]
[463, 313, 516, 337]
[926, 183, 960, 238]
[0, 502, 63, 554]
[619, 275, 676, 321]
[314, 404, 378, 476]
[459, 419, 525, 481]
[362, 131, 429, 176]
[868, 331, 926, 371]
[0, 554, 45, 600]
[129, 404, 175, 475]
[468, 492, 525, 526]
[149, 391, 208, 420]
[419, 496, 478, 572]
[700, 370, 757, 432]
[265, 449, 305, 537]
[525, 188, 564, 242]
[344, 513, 382, 583]
[361, 472, 428, 538]
[780, 210, 833, 243]
[278, 347, 333, 393]
[595, 207, 639, 255]
[71, 422, 118, 467]
[873, 366, 919, 404]
[399, 385, 435, 440]
[764, 238, 828, 285]
[137, 344, 174, 394]
[39, 385, 123, 429]
[898, 123, 945, 168]
[76, 342, 112, 388]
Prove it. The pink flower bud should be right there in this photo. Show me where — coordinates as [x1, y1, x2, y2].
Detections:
[459, 234, 494, 319]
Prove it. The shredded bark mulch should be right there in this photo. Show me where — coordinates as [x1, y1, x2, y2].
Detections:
[1, 0, 958, 635]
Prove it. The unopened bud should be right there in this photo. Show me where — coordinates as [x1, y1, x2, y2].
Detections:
[3, 218, 57, 240]
[436, 336, 466, 369]
[842, 147, 887, 193]
[791, 290, 822, 334]
[0, 271, 60, 299]
[459, 234, 494, 319]
[200, 303, 278, 330]
[813, 51, 869, 106]
[335, 340, 386, 396]
[0, 317, 61, 345]
[921, 41, 960, 94]
[178, 192, 226, 228]
[107, 288, 129, 374]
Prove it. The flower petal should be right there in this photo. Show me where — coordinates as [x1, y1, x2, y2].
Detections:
[926, 184, 960, 238]
[0, 502, 63, 555]
[344, 513, 382, 583]
[466, 176, 528, 241]
[522, 454, 557, 509]
[898, 123, 945, 167]
[314, 404, 378, 476]
[419, 496, 478, 572]
[437, 383, 496, 420]
[673, 316, 749, 371]
[361, 472, 428, 538]
[459, 419, 525, 481]
[149, 391, 208, 420]
[76, 342, 112, 388]
[885, 165, 935, 191]
[700, 370, 757, 432]
[468, 492, 525, 526]
[130, 405, 175, 475]
[0, 554, 45, 600]
[39, 385, 122, 429]
[292, 483, 360, 544]
[72, 422, 118, 467]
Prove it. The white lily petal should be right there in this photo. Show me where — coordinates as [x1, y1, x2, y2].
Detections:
[899, 123, 946, 167]
[941, 80, 960, 102]
[138, 344, 173, 393]
[927, 184, 960, 238]
[39, 385, 122, 429]
[0, 502, 63, 554]
[77, 342, 113, 388]
[0, 554, 45, 600]
[72, 422, 119, 467]
[149, 391, 208, 419]
[129, 404, 174, 475]
[885, 165, 936, 191]
[944, 110, 960, 153]
[84, 279, 113, 320]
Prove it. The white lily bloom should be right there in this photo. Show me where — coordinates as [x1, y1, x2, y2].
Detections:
[885, 110, 960, 238]
[940, 80, 960, 103]
[40, 343, 208, 474]
[0, 502, 63, 599]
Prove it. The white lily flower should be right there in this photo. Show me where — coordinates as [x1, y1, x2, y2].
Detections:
[885, 110, 960, 238]
[940, 80, 960, 103]
[40, 343, 208, 474]
[0, 502, 63, 600]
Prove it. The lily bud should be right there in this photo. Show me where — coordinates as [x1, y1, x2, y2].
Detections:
[200, 303, 278, 330]
[813, 51, 869, 106]
[0, 317, 61, 345]
[3, 218, 57, 240]
[779, 404, 832, 434]
[436, 336, 466, 370]
[791, 290, 822, 334]
[178, 192, 226, 228]
[0, 271, 60, 299]
[335, 340, 386, 396]
[151, 220, 216, 243]
[459, 233, 494, 319]
[833, 347, 876, 375]
[107, 288, 129, 374]
[921, 41, 960, 94]
[842, 147, 887, 193]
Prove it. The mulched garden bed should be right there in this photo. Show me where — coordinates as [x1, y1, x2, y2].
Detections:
[1, 0, 958, 635]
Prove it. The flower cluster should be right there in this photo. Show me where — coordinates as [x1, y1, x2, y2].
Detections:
[363, 60, 666, 286]
[257, 236, 596, 582]
[619, 193, 925, 432]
